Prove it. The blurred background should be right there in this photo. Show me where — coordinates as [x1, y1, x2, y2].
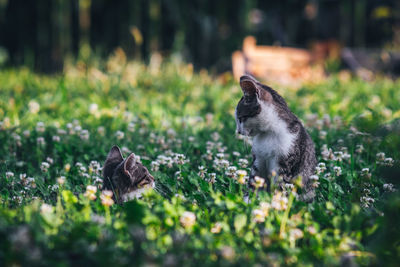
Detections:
[0, 0, 399, 78]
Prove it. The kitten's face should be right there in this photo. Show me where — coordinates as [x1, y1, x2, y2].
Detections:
[235, 75, 272, 136]
[103, 146, 155, 202]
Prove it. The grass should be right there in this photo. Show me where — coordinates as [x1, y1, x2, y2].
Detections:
[0, 58, 399, 266]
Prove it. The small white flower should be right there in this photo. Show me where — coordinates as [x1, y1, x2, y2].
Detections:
[128, 122, 136, 132]
[85, 185, 97, 200]
[100, 190, 114, 206]
[40, 162, 50, 173]
[6, 172, 14, 178]
[40, 203, 53, 214]
[211, 222, 222, 233]
[52, 135, 61, 142]
[252, 209, 265, 223]
[23, 130, 30, 137]
[289, 228, 304, 240]
[376, 152, 385, 162]
[57, 176, 66, 185]
[29, 101, 40, 114]
[115, 130, 125, 140]
[271, 191, 288, 211]
[80, 129, 90, 141]
[36, 137, 45, 146]
[319, 130, 327, 139]
[238, 158, 249, 168]
[46, 157, 54, 164]
[333, 166, 342, 176]
[232, 151, 241, 157]
[180, 211, 196, 228]
[383, 183, 396, 192]
[252, 176, 265, 189]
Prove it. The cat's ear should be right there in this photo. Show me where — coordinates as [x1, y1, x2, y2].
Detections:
[240, 75, 257, 97]
[105, 146, 124, 163]
[103, 146, 124, 179]
[124, 153, 138, 178]
[240, 75, 272, 102]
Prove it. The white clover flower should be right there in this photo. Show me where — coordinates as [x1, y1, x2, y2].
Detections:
[319, 130, 327, 139]
[36, 137, 45, 146]
[334, 151, 343, 162]
[46, 157, 53, 165]
[376, 152, 385, 162]
[289, 228, 304, 240]
[383, 183, 396, 192]
[80, 129, 90, 141]
[333, 166, 342, 176]
[317, 162, 326, 172]
[89, 103, 98, 114]
[49, 184, 59, 191]
[285, 183, 294, 190]
[84, 185, 97, 200]
[384, 157, 394, 167]
[198, 166, 207, 178]
[115, 130, 125, 140]
[321, 146, 334, 161]
[252, 209, 265, 223]
[219, 159, 229, 169]
[57, 176, 66, 185]
[127, 122, 136, 132]
[232, 151, 241, 157]
[174, 154, 186, 165]
[40, 162, 50, 173]
[36, 122, 45, 132]
[29, 101, 40, 114]
[175, 171, 182, 180]
[100, 190, 114, 206]
[40, 203, 53, 214]
[236, 170, 247, 179]
[211, 222, 222, 234]
[238, 158, 249, 168]
[216, 153, 225, 159]
[209, 173, 216, 184]
[22, 130, 30, 137]
[180, 211, 196, 228]
[355, 144, 364, 154]
[225, 166, 237, 177]
[260, 202, 270, 216]
[271, 192, 288, 211]
[310, 175, 319, 181]
[252, 176, 265, 189]
[52, 135, 61, 142]
[151, 161, 160, 172]
[211, 132, 220, 141]
[97, 126, 105, 136]
[6, 172, 14, 178]
[221, 246, 235, 260]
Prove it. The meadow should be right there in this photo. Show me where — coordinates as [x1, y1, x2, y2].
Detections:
[0, 56, 399, 266]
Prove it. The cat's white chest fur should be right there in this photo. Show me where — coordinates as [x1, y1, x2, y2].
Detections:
[250, 103, 296, 178]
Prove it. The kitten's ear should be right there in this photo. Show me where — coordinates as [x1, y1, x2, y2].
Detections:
[240, 75, 258, 97]
[106, 146, 124, 163]
[103, 146, 124, 180]
[124, 153, 138, 178]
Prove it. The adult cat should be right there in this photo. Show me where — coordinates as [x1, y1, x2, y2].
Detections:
[235, 75, 317, 201]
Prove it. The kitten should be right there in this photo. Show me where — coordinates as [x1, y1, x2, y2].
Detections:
[103, 146, 155, 203]
[235, 75, 317, 201]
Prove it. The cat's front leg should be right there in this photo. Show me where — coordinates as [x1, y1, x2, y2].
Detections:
[249, 154, 271, 191]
